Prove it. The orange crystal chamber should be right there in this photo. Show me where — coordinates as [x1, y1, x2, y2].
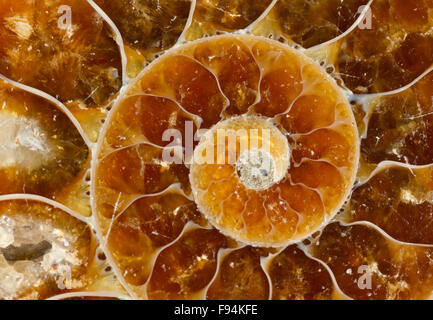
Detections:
[1, 0, 433, 300]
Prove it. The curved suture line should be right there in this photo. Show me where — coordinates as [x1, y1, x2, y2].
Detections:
[298, 242, 354, 300]
[336, 220, 433, 249]
[245, 0, 279, 32]
[141, 221, 214, 299]
[86, 0, 128, 85]
[0, 194, 92, 224]
[259, 246, 307, 300]
[287, 119, 355, 139]
[305, 0, 374, 53]
[102, 182, 189, 249]
[268, 59, 333, 120]
[286, 175, 327, 218]
[291, 158, 347, 183]
[353, 66, 433, 140]
[215, 38, 263, 117]
[123, 92, 204, 127]
[242, 39, 265, 114]
[354, 160, 433, 189]
[174, 53, 231, 119]
[356, 65, 433, 100]
[202, 246, 247, 300]
[260, 255, 275, 300]
[97, 138, 184, 165]
[176, 0, 197, 45]
[0, 73, 93, 149]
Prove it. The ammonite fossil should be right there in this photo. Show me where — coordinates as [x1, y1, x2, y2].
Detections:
[0, 0, 433, 300]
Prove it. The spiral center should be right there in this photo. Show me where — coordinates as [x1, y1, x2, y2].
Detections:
[236, 148, 276, 190]
[189, 115, 293, 244]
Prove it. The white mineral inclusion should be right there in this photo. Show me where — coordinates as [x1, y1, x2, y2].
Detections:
[0, 113, 54, 170]
[4, 15, 33, 40]
[0, 214, 84, 299]
[0, 226, 14, 248]
[236, 148, 277, 190]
